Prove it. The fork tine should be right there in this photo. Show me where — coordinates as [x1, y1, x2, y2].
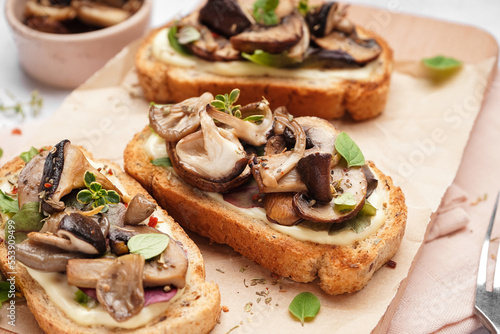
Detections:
[478, 192, 500, 288]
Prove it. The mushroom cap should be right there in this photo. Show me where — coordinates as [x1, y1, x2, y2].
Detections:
[230, 12, 304, 54]
[96, 253, 145, 322]
[199, 0, 253, 38]
[149, 93, 213, 142]
[123, 194, 156, 225]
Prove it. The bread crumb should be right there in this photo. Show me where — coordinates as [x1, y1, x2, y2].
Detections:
[222, 305, 229, 312]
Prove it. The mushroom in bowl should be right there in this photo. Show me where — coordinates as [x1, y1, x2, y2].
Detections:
[5, 0, 152, 88]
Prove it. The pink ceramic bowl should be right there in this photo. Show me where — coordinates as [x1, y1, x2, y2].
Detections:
[5, 0, 152, 89]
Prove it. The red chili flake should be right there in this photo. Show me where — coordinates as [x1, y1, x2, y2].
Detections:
[11, 128, 22, 135]
[108, 169, 113, 175]
[252, 194, 261, 202]
[44, 183, 52, 188]
[386, 260, 397, 269]
[124, 202, 128, 208]
[11, 187, 18, 194]
[148, 216, 158, 228]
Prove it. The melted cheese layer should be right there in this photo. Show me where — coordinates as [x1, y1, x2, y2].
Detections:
[151, 28, 383, 82]
[145, 133, 387, 246]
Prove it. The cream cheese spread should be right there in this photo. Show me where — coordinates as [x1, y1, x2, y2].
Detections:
[151, 28, 383, 82]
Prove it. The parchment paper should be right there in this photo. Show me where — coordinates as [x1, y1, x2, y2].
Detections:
[0, 38, 496, 333]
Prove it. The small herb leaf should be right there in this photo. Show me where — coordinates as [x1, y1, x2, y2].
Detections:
[298, 0, 309, 16]
[242, 50, 298, 68]
[168, 26, 190, 55]
[151, 157, 172, 167]
[177, 26, 201, 45]
[20, 147, 39, 163]
[106, 191, 120, 204]
[333, 192, 357, 212]
[127, 233, 170, 260]
[77, 190, 93, 204]
[334, 132, 365, 167]
[89, 182, 102, 193]
[253, 0, 279, 25]
[358, 201, 377, 216]
[0, 148, 3, 159]
[242, 115, 265, 122]
[84, 171, 96, 188]
[0, 282, 11, 306]
[288, 292, 321, 325]
[0, 190, 19, 214]
[422, 55, 462, 70]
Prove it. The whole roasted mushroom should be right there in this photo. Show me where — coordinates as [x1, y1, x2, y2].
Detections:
[123, 194, 156, 225]
[28, 213, 107, 255]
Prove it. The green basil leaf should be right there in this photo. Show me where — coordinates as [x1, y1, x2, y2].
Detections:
[89, 182, 102, 193]
[168, 26, 190, 55]
[10, 202, 45, 232]
[333, 192, 357, 212]
[77, 190, 93, 204]
[74, 289, 97, 309]
[298, 0, 309, 16]
[253, 0, 279, 25]
[177, 26, 201, 44]
[358, 201, 377, 216]
[20, 147, 39, 163]
[0, 190, 19, 214]
[151, 157, 172, 167]
[350, 215, 372, 233]
[288, 292, 321, 325]
[243, 115, 265, 122]
[334, 132, 365, 168]
[0, 282, 11, 306]
[84, 171, 96, 188]
[106, 190, 120, 204]
[242, 50, 298, 68]
[127, 233, 170, 260]
[422, 55, 462, 70]
[0, 148, 3, 159]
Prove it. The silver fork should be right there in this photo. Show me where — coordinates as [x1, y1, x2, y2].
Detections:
[475, 192, 500, 334]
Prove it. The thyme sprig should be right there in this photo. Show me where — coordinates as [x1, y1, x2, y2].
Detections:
[211, 89, 242, 117]
[76, 171, 120, 213]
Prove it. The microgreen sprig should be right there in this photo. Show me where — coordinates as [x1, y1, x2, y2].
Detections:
[253, 0, 279, 25]
[76, 171, 120, 213]
[211, 89, 242, 117]
[0, 90, 43, 119]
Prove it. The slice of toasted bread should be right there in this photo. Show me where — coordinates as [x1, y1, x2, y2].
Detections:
[0, 149, 221, 334]
[124, 126, 407, 294]
[135, 24, 393, 121]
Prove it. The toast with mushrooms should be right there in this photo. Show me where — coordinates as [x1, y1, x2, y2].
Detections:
[0, 141, 220, 333]
[124, 92, 407, 294]
[135, 0, 393, 121]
